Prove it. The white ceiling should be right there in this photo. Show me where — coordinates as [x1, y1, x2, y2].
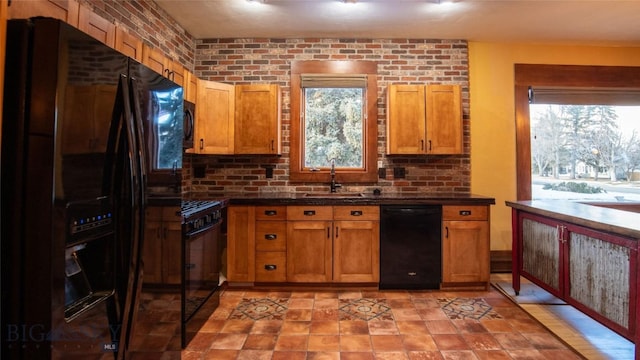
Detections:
[155, 0, 640, 46]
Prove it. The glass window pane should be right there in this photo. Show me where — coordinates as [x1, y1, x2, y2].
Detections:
[530, 104, 640, 201]
[303, 87, 363, 169]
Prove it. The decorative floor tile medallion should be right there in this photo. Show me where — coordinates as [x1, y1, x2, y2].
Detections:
[229, 298, 289, 320]
[339, 298, 394, 321]
[438, 298, 502, 320]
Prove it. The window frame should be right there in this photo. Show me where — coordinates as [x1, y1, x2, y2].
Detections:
[290, 60, 378, 183]
[514, 64, 640, 200]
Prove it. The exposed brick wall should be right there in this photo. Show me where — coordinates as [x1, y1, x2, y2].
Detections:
[187, 38, 470, 197]
[81, 0, 194, 70]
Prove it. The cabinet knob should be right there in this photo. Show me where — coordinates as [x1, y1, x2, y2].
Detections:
[350, 210, 363, 216]
[303, 210, 316, 216]
[265, 234, 277, 240]
[459, 210, 471, 216]
[264, 210, 278, 216]
[264, 264, 277, 271]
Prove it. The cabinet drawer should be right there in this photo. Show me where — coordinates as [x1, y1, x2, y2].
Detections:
[255, 206, 287, 220]
[287, 206, 333, 221]
[443, 205, 488, 221]
[333, 206, 379, 221]
[255, 252, 286, 282]
[255, 221, 286, 251]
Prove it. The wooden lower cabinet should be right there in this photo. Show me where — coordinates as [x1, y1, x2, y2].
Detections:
[441, 205, 490, 289]
[142, 206, 182, 285]
[226, 203, 491, 288]
[227, 204, 379, 284]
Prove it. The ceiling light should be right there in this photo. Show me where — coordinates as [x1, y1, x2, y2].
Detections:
[343, 0, 357, 3]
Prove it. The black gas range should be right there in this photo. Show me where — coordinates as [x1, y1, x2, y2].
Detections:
[180, 199, 225, 348]
[181, 200, 223, 235]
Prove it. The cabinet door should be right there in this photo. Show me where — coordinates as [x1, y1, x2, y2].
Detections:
[386, 84, 426, 154]
[78, 5, 114, 47]
[227, 206, 255, 282]
[425, 84, 462, 154]
[519, 214, 562, 294]
[333, 220, 380, 283]
[163, 219, 183, 285]
[442, 220, 489, 284]
[142, 208, 163, 284]
[235, 84, 281, 154]
[115, 27, 142, 61]
[142, 44, 169, 76]
[184, 70, 198, 104]
[287, 221, 332, 282]
[168, 60, 186, 88]
[567, 226, 634, 334]
[9, 0, 79, 27]
[195, 80, 235, 154]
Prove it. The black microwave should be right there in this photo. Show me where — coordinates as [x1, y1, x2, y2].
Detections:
[183, 100, 195, 149]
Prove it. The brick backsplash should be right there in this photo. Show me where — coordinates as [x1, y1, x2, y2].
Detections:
[186, 38, 470, 197]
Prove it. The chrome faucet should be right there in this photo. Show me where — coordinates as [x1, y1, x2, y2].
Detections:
[330, 159, 342, 193]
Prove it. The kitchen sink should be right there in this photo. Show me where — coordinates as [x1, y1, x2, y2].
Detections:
[303, 193, 365, 198]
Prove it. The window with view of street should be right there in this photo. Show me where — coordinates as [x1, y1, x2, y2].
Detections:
[530, 105, 640, 201]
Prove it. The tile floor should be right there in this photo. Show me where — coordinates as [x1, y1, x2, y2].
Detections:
[129, 277, 589, 360]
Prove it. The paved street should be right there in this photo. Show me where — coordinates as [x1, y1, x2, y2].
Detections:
[532, 176, 640, 201]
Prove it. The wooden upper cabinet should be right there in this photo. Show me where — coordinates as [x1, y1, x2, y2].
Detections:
[194, 80, 235, 154]
[142, 44, 169, 76]
[386, 84, 426, 154]
[234, 84, 282, 155]
[141, 44, 186, 86]
[386, 84, 462, 155]
[8, 0, 80, 27]
[426, 84, 463, 155]
[185, 70, 198, 104]
[168, 60, 186, 87]
[115, 27, 142, 62]
[78, 5, 114, 47]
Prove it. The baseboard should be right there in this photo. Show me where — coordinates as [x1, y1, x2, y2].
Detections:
[491, 250, 512, 273]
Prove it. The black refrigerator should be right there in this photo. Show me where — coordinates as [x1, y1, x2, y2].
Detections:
[1, 18, 183, 359]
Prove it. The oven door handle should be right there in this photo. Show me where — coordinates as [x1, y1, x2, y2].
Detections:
[184, 221, 221, 238]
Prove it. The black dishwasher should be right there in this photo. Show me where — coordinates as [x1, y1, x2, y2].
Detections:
[380, 205, 442, 289]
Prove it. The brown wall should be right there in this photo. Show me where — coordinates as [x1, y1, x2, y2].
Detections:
[187, 38, 471, 197]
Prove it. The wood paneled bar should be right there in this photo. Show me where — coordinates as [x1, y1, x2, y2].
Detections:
[507, 200, 640, 359]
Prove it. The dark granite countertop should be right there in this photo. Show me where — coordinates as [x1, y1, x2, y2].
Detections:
[221, 192, 495, 206]
[506, 200, 640, 239]
[147, 191, 495, 208]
